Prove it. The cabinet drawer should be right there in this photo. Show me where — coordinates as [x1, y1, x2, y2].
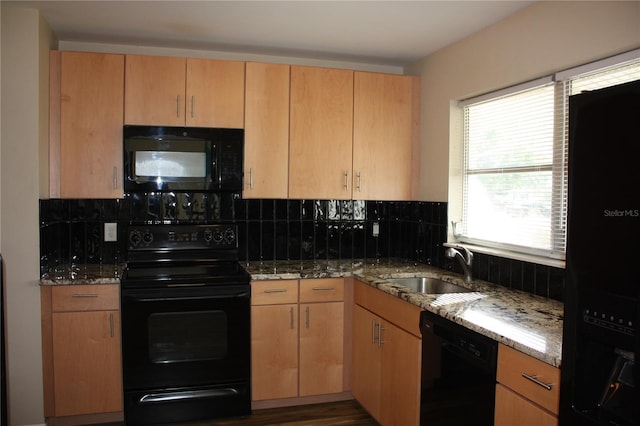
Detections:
[51, 285, 119, 312]
[251, 280, 298, 305]
[354, 279, 421, 337]
[497, 344, 560, 415]
[299, 278, 344, 303]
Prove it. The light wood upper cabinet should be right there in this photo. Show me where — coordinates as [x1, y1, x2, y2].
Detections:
[186, 58, 245, 128]
[353, 72, 420, 201]
[124, 55, 245, 127]
[42, 284, 123, 419]
[244, 62, 290, 198]
[51, 51, 124, 198]
[289, 66, 354, 200]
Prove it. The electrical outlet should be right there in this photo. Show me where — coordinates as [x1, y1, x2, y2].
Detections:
[104, 223, 118, 242]
[372, 221, 379, 237]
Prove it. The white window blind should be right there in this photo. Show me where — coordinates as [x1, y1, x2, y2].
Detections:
[458, 51, 640, 262]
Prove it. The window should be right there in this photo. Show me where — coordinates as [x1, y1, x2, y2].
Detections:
[455, 50, 640, 263]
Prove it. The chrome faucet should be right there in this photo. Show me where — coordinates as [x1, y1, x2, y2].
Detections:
[445, 245, 473, 282]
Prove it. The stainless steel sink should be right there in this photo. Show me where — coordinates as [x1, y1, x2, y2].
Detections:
[388, 277, 471, 294]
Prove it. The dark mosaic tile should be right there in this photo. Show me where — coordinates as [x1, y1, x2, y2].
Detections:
[246, 222, 261, 261]
[261, 222, 275, 261]
[275, 221, 289, 260]
[262, 199, 275, 221]
[275, 199, 288, 221]
[522, 263, 536, 294]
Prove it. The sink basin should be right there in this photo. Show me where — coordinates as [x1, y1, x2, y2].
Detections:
[388, 277, 471, 294]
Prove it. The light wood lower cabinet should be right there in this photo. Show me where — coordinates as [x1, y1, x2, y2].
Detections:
[352, 280, 422, 426]
[41, 284, 123, 423]
[495, 344, 561, 426]
[251, 279, 345, 402]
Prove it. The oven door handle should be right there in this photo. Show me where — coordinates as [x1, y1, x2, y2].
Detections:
[139, 387, 240, 404]
[124, 291, 249, 303]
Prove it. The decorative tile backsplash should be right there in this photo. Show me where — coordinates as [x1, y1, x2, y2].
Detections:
[39, 193, 565, 301]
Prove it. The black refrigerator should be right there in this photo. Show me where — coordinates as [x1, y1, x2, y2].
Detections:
[560, 79, 639, 425]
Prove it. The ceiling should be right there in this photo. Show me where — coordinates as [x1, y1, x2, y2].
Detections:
[5, 0, 535, 67]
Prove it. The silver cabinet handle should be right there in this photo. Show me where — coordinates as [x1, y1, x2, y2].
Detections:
[522, 373, 553, 391]
[344, 171, 349, 190]
[378, 323, 385, 348]
[264, 289, 287, 293]
[190, 95, 195, 118]
[290, 307, 294, 330]
[109, 313, 114, 338]
[176, 94, 181, 117]
[305, 306, 310, 329]
[311, 287, 335, 291]
[249, 168, 254, 190]
[112, 166, 118, 189]
[356, 171, 362, 192]
[72, 294, 98, 298]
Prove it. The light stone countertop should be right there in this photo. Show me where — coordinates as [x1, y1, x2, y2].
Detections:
[246, 258, 564, 368]
[40, 258, 564, 367]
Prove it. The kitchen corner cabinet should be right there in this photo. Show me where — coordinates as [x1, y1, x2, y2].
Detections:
[352, 280, 422, 426]
[124, 55, 245, 128]
[251, 279, 345, 401]
[49, 51, 124, 198]
[244, 62, 290, 198]
[495, 344, 560, 426]
[353, 72, 420, 201]
[41, 284, 123, 421]
[289, 66, 354, 200]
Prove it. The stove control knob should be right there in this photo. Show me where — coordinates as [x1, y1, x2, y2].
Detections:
[212, 230, 224, 244]
[129, 230, 142, 247]
[142, 231, 154, 245]
[223, 228, 236, 245]
[203, 229, 213, 243]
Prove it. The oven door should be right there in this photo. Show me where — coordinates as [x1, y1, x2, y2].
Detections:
[121, 283, 250, 424]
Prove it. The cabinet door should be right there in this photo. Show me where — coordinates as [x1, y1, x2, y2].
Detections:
[59, 51, 124, 198]
[299, 302, 344, 396]
[351, 305, 382, 422]
[244, 62, 290, 198]
[251, 304, 298, 400]
[186, 58, 245, 128]
[495, 384, 557, 426]
[52, 310, 122, 416]
[124, 55, 186, 125]
[353, 72, 417, 201]
[380, 320, 421, 426]
[289, 66, 354, 200]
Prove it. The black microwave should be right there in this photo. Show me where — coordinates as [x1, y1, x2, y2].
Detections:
[123, 126, 244, 193]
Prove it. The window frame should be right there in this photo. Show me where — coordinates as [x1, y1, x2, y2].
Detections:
[448, 49, 640, 268]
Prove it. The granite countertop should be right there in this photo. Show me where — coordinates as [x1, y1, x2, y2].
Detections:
[246, 258, 563, 368]
[40, 264, 124, 285]
[41, 258, 563, 367]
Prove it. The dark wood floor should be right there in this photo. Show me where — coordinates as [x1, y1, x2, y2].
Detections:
[106, 400, 379, 426]
[205, 400, 378, 426]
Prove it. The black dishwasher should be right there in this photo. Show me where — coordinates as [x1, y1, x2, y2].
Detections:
[420, 310, 498, 425]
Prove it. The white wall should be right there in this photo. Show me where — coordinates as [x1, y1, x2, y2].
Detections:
[1, 6, 55, 426]
[406, 1, 640, 202]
